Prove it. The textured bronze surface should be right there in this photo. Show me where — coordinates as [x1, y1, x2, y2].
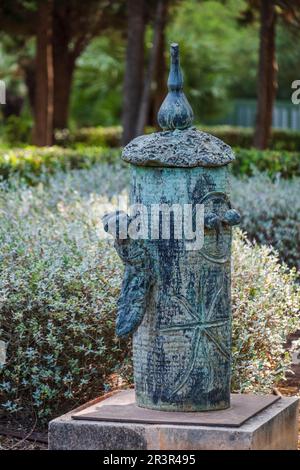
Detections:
[72, 390, 280, 428]
[103, 43, 240, 412]
[122, 127, 235, 168]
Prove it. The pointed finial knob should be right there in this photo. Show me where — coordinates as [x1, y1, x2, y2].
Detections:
[157, 43, 194, 131]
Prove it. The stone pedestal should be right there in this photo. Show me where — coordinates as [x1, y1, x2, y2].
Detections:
[48, 390, 299, 450]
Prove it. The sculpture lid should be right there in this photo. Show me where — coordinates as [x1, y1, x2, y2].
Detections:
[122, 126, 234, 168]
[122, 43, 234, 168]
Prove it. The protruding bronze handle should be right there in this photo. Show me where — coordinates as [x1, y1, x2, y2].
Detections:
[222, 209, 241, 226]
[204, 213, 221, 230]
[102, 211, 130, 239]
[205, 209, 241, 230]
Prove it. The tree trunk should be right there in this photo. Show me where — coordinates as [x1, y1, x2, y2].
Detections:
[253, 0, 277, 150]
[53, 59, 74, 131]
[153, 12, 167, 129]
[121, 0, 146, 145]
[33, 0, 54, 146]
[53, 10, 75, 131]
[22, 58, 36, 113]
[136, 0, 168, 136]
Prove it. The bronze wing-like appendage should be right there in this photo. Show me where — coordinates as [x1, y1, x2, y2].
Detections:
[102, 211, 153, 338]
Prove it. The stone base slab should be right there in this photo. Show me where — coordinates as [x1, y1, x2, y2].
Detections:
[48, 390, 299, 450]
[71, 390, 280, 427]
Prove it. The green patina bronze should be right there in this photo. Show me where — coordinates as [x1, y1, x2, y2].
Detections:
[103, 43, 240, 411]
[157, 42, 193, 131]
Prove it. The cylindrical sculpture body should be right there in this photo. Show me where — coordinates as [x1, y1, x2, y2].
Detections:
[125, 147, 235, 411]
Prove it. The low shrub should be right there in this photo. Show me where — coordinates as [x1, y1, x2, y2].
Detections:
[1, 144, 300, 184]
[55, 125, 300, 152]
[271, 128, 300, 151]
[0, 165, 129, 421]
[202, 126, 300, 151]
[203, 126, 254, 149]
[55, 126, 123, 148]
[0, 146, 120, 184]
[232, 173, 300, 270]
[2, 117, 300, 151]
[2, 115, 33, 146]
[231, 231, 300, 393]
[232, 148, 300, 178]
[0, 165, 299, 420]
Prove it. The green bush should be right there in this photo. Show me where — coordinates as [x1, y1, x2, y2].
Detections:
[1, 143, 300, 185]
[2, 115, 33, 145]
[202, 126, 300, 151]
[232, 148, 300, 178]
[203, 126, 254, 148]
[3, 118, 300, 151]
[231, 231, 300, 393]
[0, 164, 129, 421]
[0, 146, 120, 184]
[272, 128, 300, 151]
[55, 126, 122, 148]
[232, 173, 300, 270]
[55, 125, 300, 152]
[0, 165, 299, 421]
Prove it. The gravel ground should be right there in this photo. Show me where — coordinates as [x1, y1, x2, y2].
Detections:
[0, 435, 47, 450]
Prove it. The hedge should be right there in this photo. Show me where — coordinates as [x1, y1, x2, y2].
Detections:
[232, 173, 300, 270]
[0, 145, 299, 183]
[55, 125, 300, 151]
[232, 148, 300, 178]
[0, 146, 120, 184]
[2, 120, 300, 150]
[202, 126, 300, 151]
[55, 126, 122, 148]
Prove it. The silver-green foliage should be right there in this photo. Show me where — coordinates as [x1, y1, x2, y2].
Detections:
[232, 173, 300, 270]
[0, 165, 129, 419]
[232, 231, 300, 393]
